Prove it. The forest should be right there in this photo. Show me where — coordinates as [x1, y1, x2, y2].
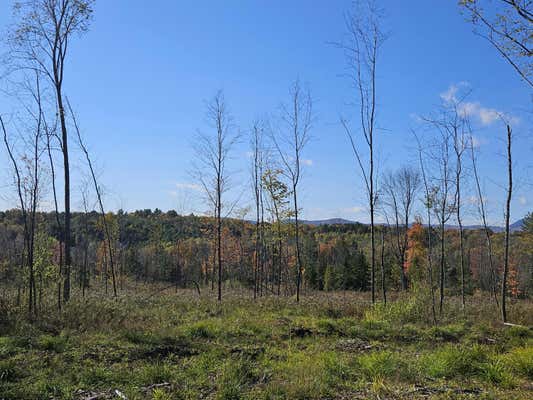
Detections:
[0, 1, 532, 399]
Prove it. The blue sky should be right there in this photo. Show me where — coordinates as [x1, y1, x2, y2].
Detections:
[0, 0, 531, 225]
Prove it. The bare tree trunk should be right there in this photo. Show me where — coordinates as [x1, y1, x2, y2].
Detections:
[415, 131, 437, 325]
[260, 182, 265, 296]
[370, 182, 375, 303]
[453, 126, 466, 309]
[293, 187, 303, 302]
[270, 81, 312, 303]
[439, 214, 446, 314]
[380, 229, 386, 304]
[470, 135, 499, 305]
[278, 222, 283, 296]
[2, 116, 33, 316]
[252, 124, 262, 300]
[81, 186, 91, 298]
[46, 127, 63, 310]
[457, 198, 466, 309]
[502, 124, 512, 323]
[193, 91, 238, 302]
[339, 1, 385, 304]
[55, 87, 72, 303]
[217, 193, 222, 302]
[8, 0, 94, 305]
[1, 71, 45, 318]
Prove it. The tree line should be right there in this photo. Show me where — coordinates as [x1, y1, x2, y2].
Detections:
[0, 0, 531, 324]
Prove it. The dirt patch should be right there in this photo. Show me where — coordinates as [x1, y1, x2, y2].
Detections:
[130, 343, 197, 360]
[289, 326, 314, 338]
[336, 338, 377, 352]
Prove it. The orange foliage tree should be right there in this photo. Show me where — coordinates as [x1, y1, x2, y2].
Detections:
[404, 221, 426, 284]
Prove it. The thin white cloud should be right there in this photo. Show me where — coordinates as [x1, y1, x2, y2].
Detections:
[458, 101, 500, 126]
[304, 205, 366, 221]
[440, 81, 468, 103]
[342, 206, 365, 214]
[301, 159, 313, 166]
[471, 135, 486, 148]
[440, 83, 517, 126]
[519, 196, 527, 206]
[175, 182, 202, 191]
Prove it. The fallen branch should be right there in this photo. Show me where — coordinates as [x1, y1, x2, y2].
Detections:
[503, 322, 531, 329]
[140, 382, 172, 392]
[114, 389, 127, 399]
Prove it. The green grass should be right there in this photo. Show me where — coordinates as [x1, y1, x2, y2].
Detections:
[0, 285, 531, 399]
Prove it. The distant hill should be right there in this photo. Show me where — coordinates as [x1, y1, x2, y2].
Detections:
[298, 218, 525, 232]
[300, 218, 356, 226]
[510, 218, 524, 232]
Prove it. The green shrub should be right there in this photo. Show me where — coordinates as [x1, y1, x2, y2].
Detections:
[356, 350, 410, 380]
[420, 344, 487, 378]
[139, 362, 173, 385]
[316, 319, 345, 336]
[81, 365, 114, 386]
[322, 352, 352, 387]
[0, 359, 18, 382]
[364, 289, 433, 325]
[186, 321, 218, 339]
[505, 326, 532, 339]
[502, 346, 533, 379]
[152, 388, 174, 400]
[426, 323, 466, 343]
[265, 351, 338, 399]
[123, 330, 155, 344]
[37, 334, 68, 352]
[480, 359, 516, 388]
[216, 356, 256, 400]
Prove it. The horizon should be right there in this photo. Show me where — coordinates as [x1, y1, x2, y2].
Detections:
[0, 208, 526, 230]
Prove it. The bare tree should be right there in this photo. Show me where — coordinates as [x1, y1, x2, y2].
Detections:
[414, 131, 438, 324]
[250, 121, 265, 299]
[79, 180, 91, 298]
[1, 72, 46, 316]
[270, 80, 312, 303]
[68, 99, 117, 298]
[427, 96, 470, 310]
[9, 0, 95, 303]
[192, 90, 239, 302]
[382, 166, 421, 290]
[460, 0, 533, 87]
[452, 110, 469, 309]
[502, 124, 513, 322]
[379, 228, 386, 304]
[339, 0, 386, 304]
[423, 94, 475, 314]
[469, 132, 499, 304]
[422, 120, 456, 315]
[44, 112, 63, 309]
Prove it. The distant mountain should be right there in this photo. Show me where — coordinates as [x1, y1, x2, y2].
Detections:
[448, 224, 503, 232]
[297, 218, 525, 232]
[459, 219, 523, 232]
[510, 218, 524, 232]
[300, 218, 357, 226]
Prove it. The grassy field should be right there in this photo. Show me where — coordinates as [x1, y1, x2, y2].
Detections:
[0, 285, 532, 399]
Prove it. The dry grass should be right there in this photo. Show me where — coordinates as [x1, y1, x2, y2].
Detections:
[0, 283, 531, 399]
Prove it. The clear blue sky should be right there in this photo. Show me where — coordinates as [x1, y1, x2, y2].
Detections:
[0, 0, 531, 225]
